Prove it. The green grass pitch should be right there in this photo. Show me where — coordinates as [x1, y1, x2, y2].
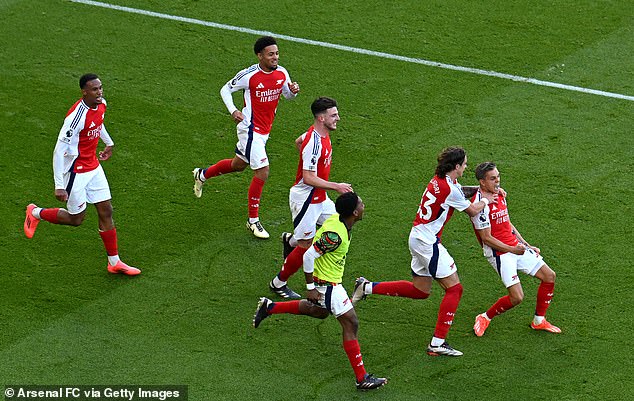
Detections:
[1, 1, 633, 400]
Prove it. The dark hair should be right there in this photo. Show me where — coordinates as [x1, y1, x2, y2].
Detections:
[311, 97, 338, 117]
[435, 147, 466, 178]
[79, 73, 99, 89]
[335, 192, 359, 218]
[254, 36, 277, 54]
[475, 161, 497, 180]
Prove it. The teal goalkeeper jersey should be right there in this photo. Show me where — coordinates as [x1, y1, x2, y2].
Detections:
[312, 214, 350, 283]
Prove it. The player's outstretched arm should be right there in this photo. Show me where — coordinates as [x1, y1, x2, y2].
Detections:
[464, 193, 497, 217]
[462, 186, 478, 198]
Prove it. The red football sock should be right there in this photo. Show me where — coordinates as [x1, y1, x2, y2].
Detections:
[40, 208, 60, 224]
[248, 177, 265, 219]
[372, 281, 429, 299]
[343, 339, 367, 382]
[433, 283, 463, 339]
[485, 295, 514, 319]
[269, 300, 301, 315]
[535, 282, 555, 316]
[98, 228, 119, 256]
[203, 158, 234, 179]
[278, 246, 308, 282]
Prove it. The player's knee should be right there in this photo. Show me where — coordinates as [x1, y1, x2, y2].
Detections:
[301, 301, 328, 319]
[95, 202, 113, 218]
[510, 292, 524, 305]
[341, 313, 359, 334]
[68, 213, 85, 226]
[231, 158, 247, 172]
[413, 277, 432, 295]
[544, 269, 556, 283]
[254, 166, 270, 181]
[345, 321, 359, 337]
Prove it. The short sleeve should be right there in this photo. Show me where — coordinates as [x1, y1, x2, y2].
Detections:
[472, 206, 491, 230]
[445, 182, 471, 211]
[313, 231, 342, 254]
[301, 132, 320, 172]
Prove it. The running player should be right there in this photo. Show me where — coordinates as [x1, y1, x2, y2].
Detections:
[253, 192, 387, 390]
[351, 147, 495, 356]
[268, 97, 352, 299]
[470, 162, 560, 336]
[23, 73, 140, 275]
[192, 36, 300, 239]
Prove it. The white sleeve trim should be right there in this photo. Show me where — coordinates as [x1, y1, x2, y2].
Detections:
[470, 192, 491, 229]
[447, 182, 471, 211]
[301, 131, 320, 172]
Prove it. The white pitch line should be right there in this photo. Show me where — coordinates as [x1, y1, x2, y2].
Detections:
[71, 0, 634, 102]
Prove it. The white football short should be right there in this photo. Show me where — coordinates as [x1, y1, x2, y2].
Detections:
[289, 196, 336, 240]
[235, 125, 269, 170]
[487, 248, 544, 288]
[64, 164, 111, 214]
[315, 283, 353, 317]
[409, 228, 458, 279]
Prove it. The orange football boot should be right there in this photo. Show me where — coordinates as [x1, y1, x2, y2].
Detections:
[107, 260, 141, 276]
[530, 319, 561, 333]
[24, 203, 40, 238]
[474, 313, 491, 337]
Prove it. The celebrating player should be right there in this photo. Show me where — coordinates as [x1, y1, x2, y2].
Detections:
[253, 192, 387, 390]
[23, 73, 140, 275]
[351, 147, 495, 356]
[470, 162, 561, 336]
[268, 97, 352, 299]
[192, 36, 300, 239]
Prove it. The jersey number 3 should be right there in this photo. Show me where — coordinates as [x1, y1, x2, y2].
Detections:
[417, 190, 437, 221]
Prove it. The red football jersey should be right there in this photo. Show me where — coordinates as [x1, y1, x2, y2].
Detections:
[226, 64, 293, 135]
[471, 190, 518, 255]
[58, 99, 107, 173]
[412, 175, 471, 243]
[291, 126, 332, 204]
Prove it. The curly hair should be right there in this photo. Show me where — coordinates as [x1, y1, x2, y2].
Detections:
[435, 147, 466, 178]
[254, 36, 277, 54]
